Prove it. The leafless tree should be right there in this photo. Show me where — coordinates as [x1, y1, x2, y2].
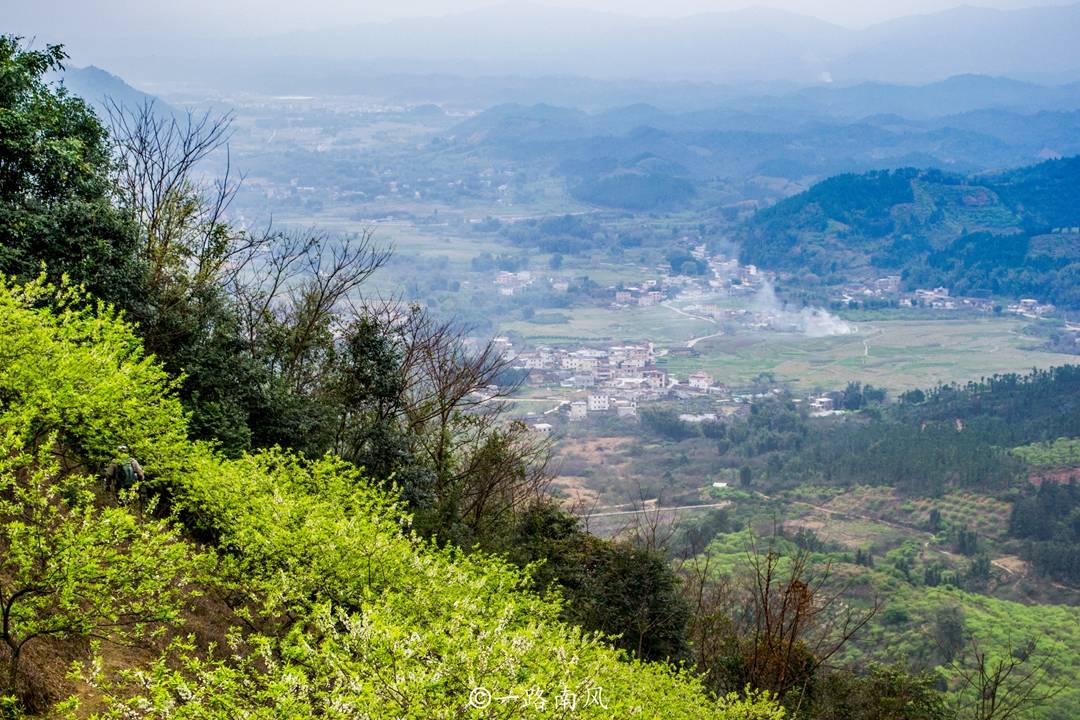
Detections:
[107, 99, 258, 289]
[677, 534, 879, 712]
[949, 637, 1062, 720]
[105, 99, 282, 358]
[346, 299, 550, 534]
[745, 537, 880, 708]
[626, 482, 679, 555]
[232, 230, 389, 394]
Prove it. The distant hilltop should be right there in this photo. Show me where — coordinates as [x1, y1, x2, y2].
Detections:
[738, 157, 1080, 309]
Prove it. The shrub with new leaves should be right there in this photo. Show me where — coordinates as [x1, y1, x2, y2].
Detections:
[0, 432, 190, 700]
[0, 276, 193, 705]
[0, 276, 785, 718]
[0, 276, 189, 470]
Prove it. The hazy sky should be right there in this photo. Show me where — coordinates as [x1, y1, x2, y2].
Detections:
[7, 0, 1079, 38]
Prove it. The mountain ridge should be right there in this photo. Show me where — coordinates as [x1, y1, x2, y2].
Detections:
[52, 2, 1080, 88]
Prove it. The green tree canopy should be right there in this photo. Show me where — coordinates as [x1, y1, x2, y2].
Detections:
[0, 37, 140, 305]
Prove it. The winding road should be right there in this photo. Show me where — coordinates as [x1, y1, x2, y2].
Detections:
[660, 301, 725, 348]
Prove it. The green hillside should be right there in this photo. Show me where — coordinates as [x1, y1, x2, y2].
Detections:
[0, 276, 785, 717]
[5, 33, 1076, 720]
[738, 159, 1080, 307]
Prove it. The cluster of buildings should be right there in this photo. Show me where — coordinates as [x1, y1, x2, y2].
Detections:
[1007, 298, 1057, 319]
[706, 257, 769, 296]
[680, 304, 774, 331]
[835, 278, 895, 302]
[562, 373, 728, 423]
[605, 250, 773, 310]
[838, 279, 1057, 318]
[485, 247, 778, 318]
[566, 394, 639, 422]
[508, 341, 736, 426]
[514, 343, 663, 391]
[902, 286, 995, 311]
[806, 395, 840, 416]
[836, 277, 966, 308]
[494, 270, 535, 296]
[613, 283, 666, 307]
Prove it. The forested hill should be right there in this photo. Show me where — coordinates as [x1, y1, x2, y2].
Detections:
[737, 157, 1080, 308]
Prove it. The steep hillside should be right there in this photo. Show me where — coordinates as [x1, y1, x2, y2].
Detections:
[738, 158, 1080, 307]
[0, 276, 784, 717]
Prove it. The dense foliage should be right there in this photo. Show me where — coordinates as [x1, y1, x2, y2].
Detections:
[0, 276, 788, 719]
[502, 501, 690, 663]
[0, 38, 140, 306]
[738, 160, 1080, 307]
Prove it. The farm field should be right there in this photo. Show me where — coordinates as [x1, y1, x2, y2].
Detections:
[660, 318, 1079, 392]
[501, 304, 718, 346]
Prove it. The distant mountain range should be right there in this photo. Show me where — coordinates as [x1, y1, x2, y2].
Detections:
[437, 93, 1080, 208]
[253, 2, 1080, 86]
[791, 75, 1080, 119]
[31, 3, 1080, 91]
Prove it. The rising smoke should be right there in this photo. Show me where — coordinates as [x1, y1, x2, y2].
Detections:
[752, 281, 857, 338]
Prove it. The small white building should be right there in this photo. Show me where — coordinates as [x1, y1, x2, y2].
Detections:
[587, 394, 610, 412]
[643, 368, 667, 389]
[532, 423, 553, 434]
[688, 372, 714, 390]
[569, 402, 588, 421]
[615, 401, 638, 418]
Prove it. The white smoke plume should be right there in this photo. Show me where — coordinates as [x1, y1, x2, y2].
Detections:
[752, 281, 856, 338]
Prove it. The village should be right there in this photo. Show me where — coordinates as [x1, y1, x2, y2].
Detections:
[492, 243, 1059, 323]
[833, 277, 1057, 318]
[501, 333, 854, 434]
[480, 244, 1067, 434]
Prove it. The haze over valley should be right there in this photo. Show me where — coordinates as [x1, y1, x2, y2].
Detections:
[3, 2, 1080, 718]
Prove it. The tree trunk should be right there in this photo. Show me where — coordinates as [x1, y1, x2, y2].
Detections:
[3, 647, 18, 702]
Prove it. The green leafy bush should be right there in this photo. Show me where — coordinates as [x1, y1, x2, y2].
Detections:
[0, 276, 786, 717]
